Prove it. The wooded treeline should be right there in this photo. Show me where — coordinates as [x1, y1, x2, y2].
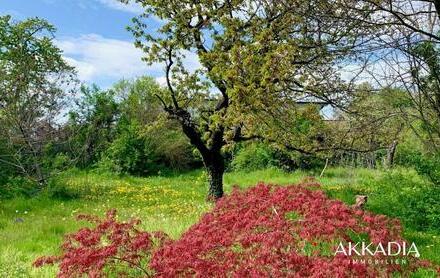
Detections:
[1, 0, 440, 198]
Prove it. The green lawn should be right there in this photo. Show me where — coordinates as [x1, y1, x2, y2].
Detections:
[0, 167, 439, 277]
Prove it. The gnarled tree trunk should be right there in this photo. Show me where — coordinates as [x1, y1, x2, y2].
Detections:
[175, 109, 226, 200]
[204, 152, 225, 200]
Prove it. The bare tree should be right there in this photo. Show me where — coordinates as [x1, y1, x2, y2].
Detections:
[336, 0, 440, 153]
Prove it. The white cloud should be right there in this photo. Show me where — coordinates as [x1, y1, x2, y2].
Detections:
[93, 0, 168, 25]
[63, 57, 96, 81]
[95, 0, 143, 14]
[56, 34, 201, 86]
[56, 34, 154, 83]
[155, 76, 167, 87]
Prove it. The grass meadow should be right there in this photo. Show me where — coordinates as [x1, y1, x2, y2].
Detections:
[0, 167, 439, 277]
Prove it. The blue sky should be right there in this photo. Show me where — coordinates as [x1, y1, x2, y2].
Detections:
[0, 0, 200, 88]
[0, 0, 375, 101]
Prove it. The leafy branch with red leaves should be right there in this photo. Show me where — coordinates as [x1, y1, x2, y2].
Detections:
[33, 209, 170, 277]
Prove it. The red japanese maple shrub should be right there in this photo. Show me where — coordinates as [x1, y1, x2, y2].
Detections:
[33, 209, 170, 277]
[151, 182, 433, 277]
[35, 182, 436, 277]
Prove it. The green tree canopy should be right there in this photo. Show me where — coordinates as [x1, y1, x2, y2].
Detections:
[122, 0, 361, 198]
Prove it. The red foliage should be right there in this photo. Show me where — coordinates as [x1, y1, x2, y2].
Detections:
[151, 183, 430, 277]
[33, 209, 170, 277]
[35, 182, 436, 277]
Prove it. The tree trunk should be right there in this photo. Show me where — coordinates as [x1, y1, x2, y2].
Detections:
[385, 140, 398, 169]
[19, 125, 46, 185]
[434, 0, 440, 21]
[172, 109, 226, 200]
[203, 152, 225, 200]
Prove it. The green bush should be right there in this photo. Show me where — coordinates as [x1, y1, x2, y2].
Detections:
[0, 177, 39, 199]
[42, 152, 72, 174]
[231, 143, 279, 172]
[290, 153, 325, 171]
[395, 140, 440, 185]
[231, 142, 324, 172]
[0, 140, 15, 185]
[153, 129, 200, 171]
[323, 167, 440, 231]
[103, 123, 161, 176]
[97, 121, 199, 176]
[365, 168, 440, 231]
[44, 179, 80, 200]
